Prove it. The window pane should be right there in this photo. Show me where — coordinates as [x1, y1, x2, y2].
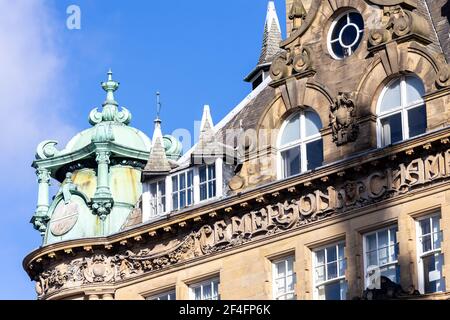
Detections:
[172, 193, 178, 210]
[331, 15, 347, 40]
[306, 140, 323, 170]
[327, 247, 337, 263]
[367, 251, 378, 267]
[405, 76, 425, 105]
[180, 190, 186, 208]
[366, 234, 377, 251]
[280, 114, 301, 146]
[349, 12, 364, 29]
[203, 284, 212, 300]
[420, 219, 431, 235]
[408, 105, 427, 138]
[327, 262, 338, 280]
[208, 164, 216, 179]
[341, 24, 358, 47]
[282, 147, 301, 177]
[378, 230, 389, 248]
[432, 216, 441, 234]
[180, 173, 186, 189]
[380, 79, 401, 112]
[276, 261, 286, 278]
[187, 188, 193, 205]
[159, 181, 165, 196]
[194, 287, 202, 300]
[200, 184, 207, 201]
[187, 170, 194, 187]
[422, 235, 432, 253]
[316, 249, 325, 266]
[199, 166, 207, 183]
[423, 253, 445, 294]
[172, 176, 178, 191]
[331, 41, 344, 59]
[338, 244, 345, 260]
[380, 265, 399, 284]
[315, 266, 325, 283]
[339, 259, 346, 277]
[208, 181, 216, 198]
[378, 247, 389, 265]
[305, 111, 322, 137]
[324, 281, 342, 300]
[381, 113, 402, 146]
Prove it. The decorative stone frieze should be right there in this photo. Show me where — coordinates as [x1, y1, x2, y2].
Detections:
[29, 146, 450, 298]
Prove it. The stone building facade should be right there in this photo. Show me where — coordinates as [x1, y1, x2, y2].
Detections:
[24, 0, 450, 300]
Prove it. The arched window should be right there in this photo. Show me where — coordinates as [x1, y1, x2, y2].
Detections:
[279, 110, 323, 178]
[377, 75, 427, 147]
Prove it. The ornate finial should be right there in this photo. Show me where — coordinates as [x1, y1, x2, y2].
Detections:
[101, 69, 120, 106]
[155, 91, 162, 123]
[289, 0, 307, 32]
[89, 70, 132, 126]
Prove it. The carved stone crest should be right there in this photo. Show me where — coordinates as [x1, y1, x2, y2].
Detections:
[330, 92, 359, 146]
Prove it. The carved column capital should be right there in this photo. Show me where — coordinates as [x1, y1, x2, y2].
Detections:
[95, 150, 111, 165]
[36, 168, 51, 184]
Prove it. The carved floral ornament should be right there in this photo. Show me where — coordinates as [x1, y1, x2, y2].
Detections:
[29, 145, 450, 298]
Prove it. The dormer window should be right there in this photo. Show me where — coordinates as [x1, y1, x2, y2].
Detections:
[172, 170, 194, 211]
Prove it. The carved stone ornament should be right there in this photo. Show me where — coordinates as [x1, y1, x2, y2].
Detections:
[435, 54, 450, 89]
[31, 147, 450, 298]
[269, 45, 313, 82]
[330, 92, 359, 146]
[92, 198, 113, 221]
[369, 5, 431, 48]
[289, 0, 307, 32]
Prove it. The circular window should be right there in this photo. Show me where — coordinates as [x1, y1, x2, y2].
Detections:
[328, 11, 364, 59]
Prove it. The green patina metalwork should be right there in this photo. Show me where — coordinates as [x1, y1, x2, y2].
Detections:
[31, 71, 182, 246]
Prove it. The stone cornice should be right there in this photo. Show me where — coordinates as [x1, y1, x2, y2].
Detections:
[24, 127, 450, 273]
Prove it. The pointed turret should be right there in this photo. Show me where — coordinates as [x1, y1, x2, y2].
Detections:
[143, 93, 172, 177]
[244, 1, 283, 89]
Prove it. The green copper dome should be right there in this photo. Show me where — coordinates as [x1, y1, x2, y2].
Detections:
[65, 125, 151, 153]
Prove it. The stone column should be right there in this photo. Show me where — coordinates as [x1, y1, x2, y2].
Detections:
[92, 150, 114, 220]
[33, 168, 51, 235]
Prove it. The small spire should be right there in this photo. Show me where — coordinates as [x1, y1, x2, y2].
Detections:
[244, 1, 284, 85]
[258, 1, 283, 65]
[143, 92, 171, 175]
[200, 105, 214, 133]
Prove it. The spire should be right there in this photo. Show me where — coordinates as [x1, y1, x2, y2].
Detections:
[258, 1, 283, 65]
[143, 93, 171, 175]
[192, 105, 222, 164]
[244, 1, 284, 87]
[89, 70, 132, 126]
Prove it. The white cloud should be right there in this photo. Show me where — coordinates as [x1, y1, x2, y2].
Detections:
[0, 0, 76, 173]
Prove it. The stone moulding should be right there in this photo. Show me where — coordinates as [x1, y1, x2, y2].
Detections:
[24, 129, 450, 299]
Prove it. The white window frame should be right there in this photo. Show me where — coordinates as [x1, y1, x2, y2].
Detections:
[327, 10, 364, 60]
[189, 278, 220, 300]
[272, 256, 296, 300]
[147, 179, 166, 219]
[277, 110, 323, 179]
[198, 163, 217, 203]
[171, 169, 194, 211]
[376, 75, 426, 147]
[416, 213, 445, 294]
[312, 242, 347, 300]
[146, 290, 176, 300]
[362, 226, 399, 289]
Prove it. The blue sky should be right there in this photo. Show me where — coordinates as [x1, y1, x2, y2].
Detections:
[0, 0, 286, 299]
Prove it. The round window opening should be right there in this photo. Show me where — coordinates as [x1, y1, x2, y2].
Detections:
[328, 11, 364, 59]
